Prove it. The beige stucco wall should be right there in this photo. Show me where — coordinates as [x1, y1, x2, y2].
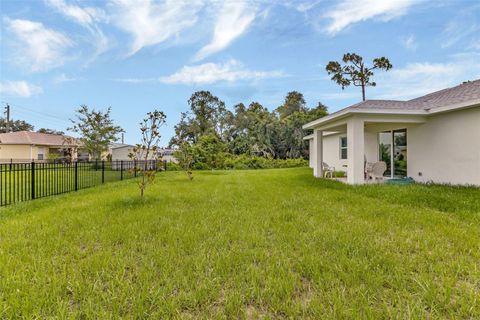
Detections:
[0, 144, 80, 161]
[408, 107, 480, 185]
[0, 144, 32, 160]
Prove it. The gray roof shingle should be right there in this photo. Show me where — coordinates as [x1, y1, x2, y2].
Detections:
[348, 79, 480, 111]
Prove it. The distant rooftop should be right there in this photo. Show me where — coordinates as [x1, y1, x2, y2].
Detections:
[0, 131, 78, 146]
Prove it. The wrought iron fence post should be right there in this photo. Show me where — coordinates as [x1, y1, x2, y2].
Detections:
[75, 161, 78, 191]
[102, 160, 105, 183]
[31, 161, 35, 200]
[120, 160, 123, 180]
[164, 160, 167, 171]
[134, 159, 137, 177]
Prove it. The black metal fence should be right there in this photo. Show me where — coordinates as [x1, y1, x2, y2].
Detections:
[0, 160, 166, 207]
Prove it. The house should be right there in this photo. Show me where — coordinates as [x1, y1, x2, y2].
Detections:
[111, 144, 136, 161]
[111, 145, 177, 163]
[303, 80, 480, 186]
[158, 148, 177, 163]
[0, 131, 81, 162]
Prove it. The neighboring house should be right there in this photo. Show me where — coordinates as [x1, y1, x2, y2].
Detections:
[0, 131, 80, 162]
[158, 148, 177, 163]
[111, 145, 177, 163]
[111, 144, 163, 170]
[303, 80, 480, 186]
[111, 144, 136, 161]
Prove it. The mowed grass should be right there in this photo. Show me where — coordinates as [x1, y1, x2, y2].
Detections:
[0, 166, 134, 206]
[0, 168, 479, 318]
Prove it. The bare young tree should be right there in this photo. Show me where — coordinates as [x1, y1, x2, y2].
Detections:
[129, 110, 167, 198]
[326, 53, 392, 101]
[175, 142, 195, 181]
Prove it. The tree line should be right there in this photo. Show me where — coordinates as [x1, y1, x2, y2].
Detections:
[169, 90, 328, 160]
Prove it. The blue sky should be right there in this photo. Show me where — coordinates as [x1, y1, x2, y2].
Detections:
[1, 0, 479, 145]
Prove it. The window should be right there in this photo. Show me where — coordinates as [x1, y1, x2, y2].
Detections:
[37, 147, 44, 160]
[340, 137, 347, 159]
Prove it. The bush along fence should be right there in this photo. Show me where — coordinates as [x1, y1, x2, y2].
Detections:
[0, 160, 166, 207]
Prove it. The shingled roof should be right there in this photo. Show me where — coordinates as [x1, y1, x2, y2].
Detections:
[303, 79, 480, 130]
[348, 79, 480, 111]
[0, 131, 78, 146]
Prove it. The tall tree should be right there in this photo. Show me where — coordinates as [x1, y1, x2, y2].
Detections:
[169, 91, 227, 146]
[0, 118, 34, 133]
[37, 128, 64, 135]
[68, 105, 123, 160]
[275, 91, 307, 119]
[326, 53, 392, 101]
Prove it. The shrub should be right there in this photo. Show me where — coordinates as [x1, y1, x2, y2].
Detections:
[223, 155, 307, 170]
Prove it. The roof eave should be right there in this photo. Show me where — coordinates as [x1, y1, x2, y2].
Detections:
[302, 108, 427, 130]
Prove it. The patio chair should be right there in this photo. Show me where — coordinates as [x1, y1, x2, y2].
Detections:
[322, 162, 335, 178]
[365, 162, 374, 179]
[368, 161, 387, 182]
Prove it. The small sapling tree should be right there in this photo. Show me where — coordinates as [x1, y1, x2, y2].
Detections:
[129, 110, 167, 198]
[175, 142, 195, 180]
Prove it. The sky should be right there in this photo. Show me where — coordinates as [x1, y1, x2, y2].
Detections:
[1, 0, 479, 145]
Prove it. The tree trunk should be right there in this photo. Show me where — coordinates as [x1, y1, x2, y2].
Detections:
[361, 82, 366, 101]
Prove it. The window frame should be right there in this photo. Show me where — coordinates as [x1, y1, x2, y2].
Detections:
[339, 136, 347, 160]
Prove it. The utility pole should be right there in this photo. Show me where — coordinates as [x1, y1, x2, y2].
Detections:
[4, 104, 11, 132]
[121, 132, 124, 144]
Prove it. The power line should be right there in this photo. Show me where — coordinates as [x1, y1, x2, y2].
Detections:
[1, 101, 71, 123]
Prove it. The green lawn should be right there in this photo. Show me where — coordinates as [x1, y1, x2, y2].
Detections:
[1, 168, 479, 318]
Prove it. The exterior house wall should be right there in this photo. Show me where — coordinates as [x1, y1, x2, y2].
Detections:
[308, 131, 378, 173]
[0, 145, 32, 160]
[1, 144, 81, 162]
[308, 139, 314, 168]
[322, 133, 347, 172]
[0, 145, 52, 160]
[111, 146, 157, 161]
[111, 147, 133, 160]
[408, 107, 480, 185]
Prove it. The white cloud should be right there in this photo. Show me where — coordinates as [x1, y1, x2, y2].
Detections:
[400, 34, 417, 51]
[109, 0, 203, 57]
[44, 0, 106, 26]
[0, 81, 43, 97]
[54, 73, 76, 84]
[195, 0, 256, 61]
[440, 7, 480, 48]
[371, 53, 480, 99]
[4, 18, 73, 72]
[324, 0, 418, 34]
[113, 78, 157, 83]
[45, 0, 109, 59]
[160, 59, 285, 85]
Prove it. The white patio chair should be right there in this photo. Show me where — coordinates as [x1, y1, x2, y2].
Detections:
[365, 162, 374, 180]
[322, 162, 335, 178]
[368, 161, 387, 182]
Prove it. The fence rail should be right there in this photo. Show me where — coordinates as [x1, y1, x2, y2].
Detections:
[0, 160, 166, 207]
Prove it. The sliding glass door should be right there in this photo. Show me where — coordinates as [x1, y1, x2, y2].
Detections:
[379, 129, 407, 178]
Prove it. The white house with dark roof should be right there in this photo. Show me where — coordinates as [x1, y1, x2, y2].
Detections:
[303, 80, 480, 186]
